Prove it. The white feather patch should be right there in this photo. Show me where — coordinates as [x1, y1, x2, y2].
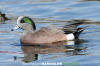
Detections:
[66, 33, 75, 40]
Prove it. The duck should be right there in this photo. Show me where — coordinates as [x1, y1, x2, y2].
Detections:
[0, 11, 10, 24]
[11, 16, 85, 45]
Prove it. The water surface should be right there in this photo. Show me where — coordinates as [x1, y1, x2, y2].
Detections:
[0, 0, 100, 66]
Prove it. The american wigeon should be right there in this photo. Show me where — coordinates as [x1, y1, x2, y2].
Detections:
[11, 16, 85, 45]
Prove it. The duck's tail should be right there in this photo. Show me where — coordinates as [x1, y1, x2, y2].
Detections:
[73, 27, 86, 39]
[63, 22, 87, 39]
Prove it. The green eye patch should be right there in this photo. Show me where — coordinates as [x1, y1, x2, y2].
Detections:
[23, 17, 33, 25]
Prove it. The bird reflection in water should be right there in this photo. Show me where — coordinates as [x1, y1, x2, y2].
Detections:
[14, 39, 88, 63]
[66, 39, 88, 56]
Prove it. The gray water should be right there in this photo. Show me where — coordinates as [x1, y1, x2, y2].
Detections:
[0, 0, 100, 66]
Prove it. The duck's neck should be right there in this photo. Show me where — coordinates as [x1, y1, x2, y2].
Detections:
[21, 23, 36, 35]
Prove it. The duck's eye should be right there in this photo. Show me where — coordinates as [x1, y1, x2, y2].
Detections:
[21, 20, 25, 23]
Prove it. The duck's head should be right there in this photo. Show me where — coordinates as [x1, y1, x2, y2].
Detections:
[12, 16, 36, 31]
